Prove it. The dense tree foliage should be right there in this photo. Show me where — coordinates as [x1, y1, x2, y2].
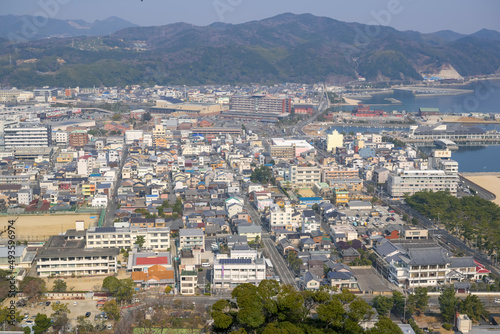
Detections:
[250, 165, 273, 185]
[102, 276, 135, 303]
[407, 287, 429, 316]
[405, 191, 500, 254]
[438, 286, 459, 323]
[20, 276, 46, 300]
[52, 279, 67, 292]
[210, 280, 399, 333]
[372, 295, 393, 317]
[33, 313, 51, 334]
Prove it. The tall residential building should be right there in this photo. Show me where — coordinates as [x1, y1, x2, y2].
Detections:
[179, 229, 205, 250]
[4, 125, 52, 148]
[230, 95, 291, 114]
[289, 164, 321, 188]
[269, 203, 294, 231]
[54, 131, 69, 145]
[69, 130, 89, 148]
[327, 130, 344, 152]
[387, 169, 458, 198]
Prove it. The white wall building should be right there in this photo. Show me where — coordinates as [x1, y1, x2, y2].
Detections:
[179, 228, 205, 250]
[213, 254, 266, 289]
[86, 226, 171, 251]
[387, 169, 458, 198]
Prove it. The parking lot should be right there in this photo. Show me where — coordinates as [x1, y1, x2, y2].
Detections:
[341, 205, 405, 229]
[17, 298, 113, 331]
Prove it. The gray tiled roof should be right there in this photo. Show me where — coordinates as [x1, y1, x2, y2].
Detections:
[408, 247, 449, 266]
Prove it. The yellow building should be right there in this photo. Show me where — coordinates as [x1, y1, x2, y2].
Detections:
[82, 184, 96, 197]
[327, 130, 344, 152]
[56, 153, 73, 164]
[333, 188, 349, 205]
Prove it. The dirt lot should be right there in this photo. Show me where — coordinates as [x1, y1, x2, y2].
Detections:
[0, 214, 99, 241]
[42, 269, 130, 292]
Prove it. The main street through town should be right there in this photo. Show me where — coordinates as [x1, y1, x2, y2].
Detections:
[104, 144, 129, 227]
[243, 196, 297, 288]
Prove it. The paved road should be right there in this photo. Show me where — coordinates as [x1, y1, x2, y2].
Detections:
[243, 197, 297, 287]
[459, 174, 496, 201]
[104, 144, 128, 227]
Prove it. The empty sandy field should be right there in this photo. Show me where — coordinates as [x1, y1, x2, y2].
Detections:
[0, 214, 99, 241]
[463, 173, 500, 206]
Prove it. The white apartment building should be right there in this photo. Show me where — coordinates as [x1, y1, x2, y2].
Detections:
[77, 155, 96, 177]
[180, 268, 198, 295]
[387, 169, 458, 198]
[179, 228, 205, 250]
[54, 131, 68, 145]
[37, 234, 119, 277]
[288, 165, 321, 188]
[91, 194, 108, 207]
[125, 130, 143, 144]
[269, 203, 293, 231]
[17, 188, 32, 206]
[86, 226, 171, 251]
[4, 125, 52, 148]
[213, 254, 266, 289]
[181, 143, 212, 156]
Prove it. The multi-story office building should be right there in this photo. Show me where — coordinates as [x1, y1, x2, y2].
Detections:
[289, 165, 321, 188]
[86, 226, 171, 251]
[387, 169, 458, 198]
[267, 138, 315, 159]
[179, 229, 205, 250]
[213, 248, 266, 289]
[4, 125, 52, 148]
[230, 95, 291, 114]
[37, 232, 119, 277]
[33, 88, 58, 102]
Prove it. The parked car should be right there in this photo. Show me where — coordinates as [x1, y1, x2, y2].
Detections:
[85, 312, 91, 317]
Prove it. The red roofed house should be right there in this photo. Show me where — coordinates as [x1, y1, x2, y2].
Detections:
[131, 264, 175, 289]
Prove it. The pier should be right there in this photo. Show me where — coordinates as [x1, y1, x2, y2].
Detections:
[403, 137, 500, 147]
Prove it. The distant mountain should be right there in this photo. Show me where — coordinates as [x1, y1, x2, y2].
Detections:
[470, 28, 500, 41]
[1, 13, 499, 87]
[431, 30, 466, 42]
[0, 15, 137, 41]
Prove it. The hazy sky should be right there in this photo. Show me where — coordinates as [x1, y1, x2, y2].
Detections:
[1, 0, 499, 34]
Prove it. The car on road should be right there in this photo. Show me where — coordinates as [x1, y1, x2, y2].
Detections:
[73, 302, 77, 305]
[45, 301, 51, 306]
[495, 299, 500, 303]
